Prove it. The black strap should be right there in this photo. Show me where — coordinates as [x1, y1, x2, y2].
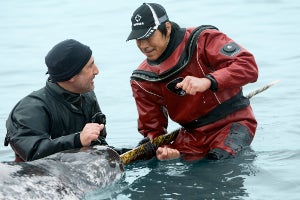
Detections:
[131, 25, 218, 82]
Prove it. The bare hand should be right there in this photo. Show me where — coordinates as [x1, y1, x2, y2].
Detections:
[176, 76, 211, 95]
[80, 123, 104, 146]
[156, 146, 180, 161]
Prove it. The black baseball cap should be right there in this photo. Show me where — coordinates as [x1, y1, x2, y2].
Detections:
[126, 3, 169, 41]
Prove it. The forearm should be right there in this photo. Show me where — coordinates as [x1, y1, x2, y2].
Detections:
[11, 132, 80, 161]
[131, 81, 168, 139]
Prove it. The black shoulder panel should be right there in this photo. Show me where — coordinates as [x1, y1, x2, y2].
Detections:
[220, 42, 241, 57]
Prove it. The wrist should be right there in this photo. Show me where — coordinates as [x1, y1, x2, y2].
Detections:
[74, 132, 83, 148]
[205, 74, 218, 92]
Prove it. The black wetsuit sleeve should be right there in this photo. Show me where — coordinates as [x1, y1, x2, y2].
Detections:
[6, 96, 80, 161]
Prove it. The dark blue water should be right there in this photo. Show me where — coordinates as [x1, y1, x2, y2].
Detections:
[1, 0, 300, 199]
[85, 149, 257, 199]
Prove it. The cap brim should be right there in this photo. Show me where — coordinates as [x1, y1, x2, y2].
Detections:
[126, 27, 155, 41]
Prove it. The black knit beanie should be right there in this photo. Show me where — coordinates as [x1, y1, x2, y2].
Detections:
[45, 39, 92, 82]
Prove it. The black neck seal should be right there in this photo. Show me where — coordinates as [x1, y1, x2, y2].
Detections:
[130, 25, 218, 82]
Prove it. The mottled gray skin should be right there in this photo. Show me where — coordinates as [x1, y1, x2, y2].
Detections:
[0, 146, 124, 200]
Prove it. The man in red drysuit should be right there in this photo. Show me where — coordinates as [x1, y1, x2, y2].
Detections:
[126, 3, 258, 161]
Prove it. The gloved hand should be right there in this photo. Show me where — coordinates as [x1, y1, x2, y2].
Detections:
[136, 137, 156, 160]
[136, 137, 150, 147]
[91, 112, 108, 146]
[99, 126, 107, 138]
[92, 112, 107, 138]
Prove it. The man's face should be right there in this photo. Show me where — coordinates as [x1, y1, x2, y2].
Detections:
[71, 56, 99, 93]
[136, 24, 171, 61]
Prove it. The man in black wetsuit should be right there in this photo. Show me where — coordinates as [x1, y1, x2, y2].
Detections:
[4, 39, 109, 162]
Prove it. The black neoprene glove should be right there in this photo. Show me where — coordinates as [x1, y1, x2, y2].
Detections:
[136, 137, 157, 160]
[136, 137, 150, 147]
[91, 112, 108, 146]
[92, 112, 107, 138]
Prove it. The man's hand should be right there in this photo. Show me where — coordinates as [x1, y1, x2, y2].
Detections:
[176, 76, 211, 95]
[156, 146, 180, 161]
[80, 123, 104, 146]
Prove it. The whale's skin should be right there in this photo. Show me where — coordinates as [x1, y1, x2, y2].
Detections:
[0, 146, 124, 200]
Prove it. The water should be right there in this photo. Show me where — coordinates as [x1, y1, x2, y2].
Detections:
[1, 0, 300, 199]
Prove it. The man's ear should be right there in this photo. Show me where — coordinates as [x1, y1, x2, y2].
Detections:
[165, 22, 172, 35]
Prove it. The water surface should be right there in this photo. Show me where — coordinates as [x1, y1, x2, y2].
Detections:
[1, 0, 299, 199]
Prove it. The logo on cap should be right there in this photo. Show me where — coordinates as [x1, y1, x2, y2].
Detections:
[135, 14, 142, 22]
[133, 14, 144, 27]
